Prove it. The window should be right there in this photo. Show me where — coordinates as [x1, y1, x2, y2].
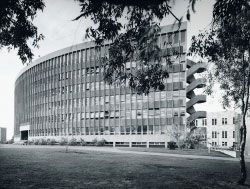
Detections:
[155, 92, 160, 101]
[168, 33, 172, 44]
[155, 108, 160, 118]
[69, 85, 72, 93]
[99, 97, 104, 105]
[85, 98, 89, 106]
[86, 83, 90, 90]
[100, 82, 104, 90]
[202, 118, 207, 126]
[212, 118, 217, 125]
[212, 131, 217, 138]
[90, 98, 95, 106]
[233, 117, 235, 124]
[233, 131, 235, 138]
[105, 97, 109, 104]
[222, 142, 227, 146]
[161, 33, 167, 48]
[81, 68, 85, 76]
[222, 131, 227, 138]
[174, 30, 179, 43]
[212, 142, 217, 146]
[222, 118, 228, 125]
[195, 120, 198, 127]
[180, 30, 186, 43]
[160, 92, 166, 101]
[148, 108, 154, 118]
[99, 112, 104, 118]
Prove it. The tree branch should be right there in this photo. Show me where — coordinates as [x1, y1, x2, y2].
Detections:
[167, 7, 181, 22]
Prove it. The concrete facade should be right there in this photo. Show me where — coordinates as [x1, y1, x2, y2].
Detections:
[0, 127, 7, 143]
[14, 23, 206, 147]
[195, 111, 238, 149]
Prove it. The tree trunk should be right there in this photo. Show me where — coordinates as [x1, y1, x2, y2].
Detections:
[238, 114, 247, 185]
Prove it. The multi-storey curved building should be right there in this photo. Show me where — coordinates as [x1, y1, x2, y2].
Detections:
[14, 22, 205, 147]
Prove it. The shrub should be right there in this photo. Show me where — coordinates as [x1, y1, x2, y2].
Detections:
[189, 143, 195, 149]
[59, 138, 68, 146]
[167, 141, 178, 150]
[27, 140, 34, 145]
[7, 138, 14, 144]
[80, 138, 86, 146]
[92, 138, 98, 146]
[179, 143, 186, 149]
[47, 138, 56, 145]
[96, 139, 106, 146]
[38, 138, 47, 145]
[69, 138, 78, 146]
[34, 139, 39, 145]
[46, 139, 51, 145]
[181, 135, 206, 149]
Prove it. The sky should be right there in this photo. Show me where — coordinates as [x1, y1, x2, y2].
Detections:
[0, 0, 227, 140]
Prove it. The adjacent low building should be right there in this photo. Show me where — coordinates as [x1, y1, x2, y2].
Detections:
[244, 114, 250, 155]
[0, 127, 7, 143]
[195, 111, 238, 149]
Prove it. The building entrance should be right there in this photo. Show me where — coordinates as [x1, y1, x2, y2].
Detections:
[21, 130, 28, 140]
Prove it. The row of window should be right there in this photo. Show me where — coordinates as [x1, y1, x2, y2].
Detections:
[196, 117, 236, 126]
[27, 63, 186, 86]
[211, 131, 235, 138]
[212, 142, 229, 147]
[30, 95, 186, 108]
[30, 124, 176, 136]
[212, 118, 231, 125]
[28, 81, 185, 98]
[31, 98, 185, 110]
[17, 29, 186, 86]
[29, 109, 186, 123]
[31, 116, 185, 125]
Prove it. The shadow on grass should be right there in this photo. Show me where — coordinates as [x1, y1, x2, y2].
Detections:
[240, 183, 250, 187]
[144, 163, 184, 170]
[58, 150, 89, 155]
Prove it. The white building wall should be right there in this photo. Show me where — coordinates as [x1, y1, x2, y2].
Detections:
[245, 115, 250, 155]
[196, 111, 237, 149]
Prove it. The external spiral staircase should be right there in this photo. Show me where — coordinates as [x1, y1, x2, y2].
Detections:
[186, 59, 207, 128]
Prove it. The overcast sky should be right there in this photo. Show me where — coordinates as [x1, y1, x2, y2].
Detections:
[0, 0, 228, 140]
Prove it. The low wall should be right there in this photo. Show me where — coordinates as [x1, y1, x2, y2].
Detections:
[216, 149, 239, 158]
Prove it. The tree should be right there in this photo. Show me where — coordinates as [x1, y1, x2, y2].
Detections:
[0, 0, 45, 63]
[75, 0, 195, 94]
[189, 0, 250, 185]
[0, 0, 195, 86]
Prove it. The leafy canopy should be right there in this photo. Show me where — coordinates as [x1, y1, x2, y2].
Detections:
[75, 0, 195, 94]
[0, 0, 45, 63]
[189, 0, 250, 109]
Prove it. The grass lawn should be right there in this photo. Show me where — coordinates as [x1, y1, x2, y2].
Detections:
[0, 145, 250, 189]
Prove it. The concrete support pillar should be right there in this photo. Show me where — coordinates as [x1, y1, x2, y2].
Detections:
[146, 141, 149, 148]
[165, 141, 168, 149]
[129, 142, 132, 147]
[113, 142, 116, 147]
